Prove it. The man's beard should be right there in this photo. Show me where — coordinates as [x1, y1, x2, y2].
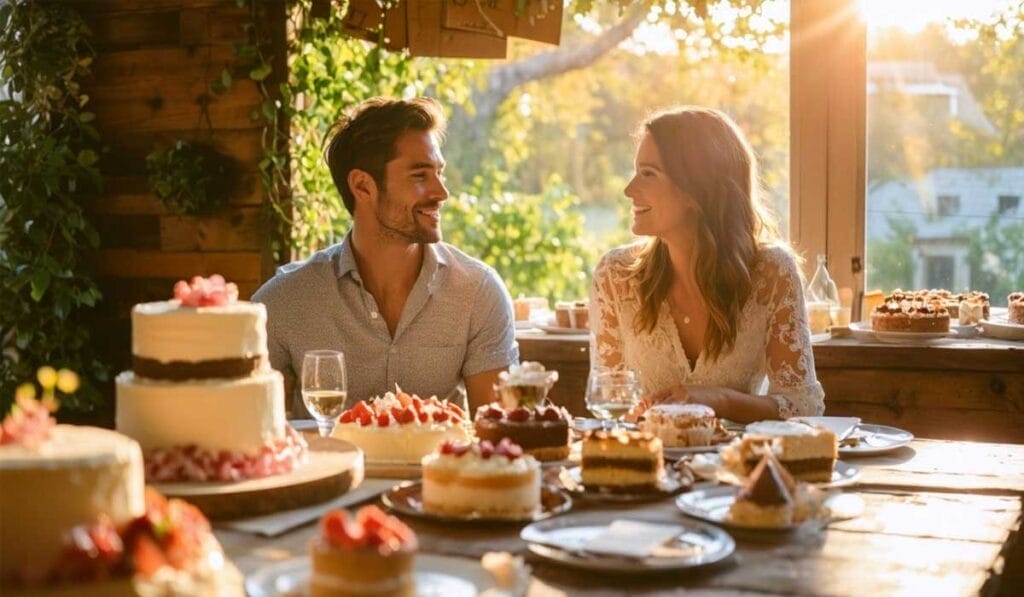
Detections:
[375, 192, 442, 244]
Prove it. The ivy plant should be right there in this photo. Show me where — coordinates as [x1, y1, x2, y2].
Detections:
[0, 1, 108, 415]
[146, 141, 236, 215]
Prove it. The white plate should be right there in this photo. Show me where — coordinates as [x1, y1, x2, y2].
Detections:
[849, 321, 957, 344]
[788, 416, 861, 441]
[557, 466, 692, 503]
[520, 510, 734, 573]
[536, 324, 589, 336]
[687, 454, 860, 489]
[980, 318, 1024, 341]
[839, 424, 914, 456]
[382, 481, 573, 523]
[664, 445, 722, 458]
[675, 486, 864, 533]
[245, 553, 491, 596]
[849, 321, 876, 341]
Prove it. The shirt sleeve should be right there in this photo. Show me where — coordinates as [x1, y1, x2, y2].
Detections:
[462, 267, 519, 377]
[762, 249, 826, 418]
[590, 252, 626, 371]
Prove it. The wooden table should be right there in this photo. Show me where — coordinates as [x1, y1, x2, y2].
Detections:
[216, 439, 1024, 595]
[517, 331, 1024, 444]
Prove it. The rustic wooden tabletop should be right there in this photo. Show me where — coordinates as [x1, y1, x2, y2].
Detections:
[216, 438, 1024, 596]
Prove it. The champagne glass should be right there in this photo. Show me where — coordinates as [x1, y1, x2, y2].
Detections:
[585, 369, 641, 429]
[302, 350, 347, 437]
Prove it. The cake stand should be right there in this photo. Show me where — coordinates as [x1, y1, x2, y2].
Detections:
[153, 433, 364, 520]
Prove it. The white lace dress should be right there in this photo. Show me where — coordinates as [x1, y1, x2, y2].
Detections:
[589, 244, 825, 419]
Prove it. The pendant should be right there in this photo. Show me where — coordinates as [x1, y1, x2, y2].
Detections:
[683, 316, 691, 325]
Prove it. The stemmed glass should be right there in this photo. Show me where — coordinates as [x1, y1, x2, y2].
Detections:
[585, 369, 641, 429]
[301, 350, 348, 437]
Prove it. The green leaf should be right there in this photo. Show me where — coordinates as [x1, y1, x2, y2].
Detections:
[250, 63, 272, 81]
[30, 270, 50, 302]
[79, 111, 95, 123]
[77, 149, 98, 166]
[221, 67, 233, 88]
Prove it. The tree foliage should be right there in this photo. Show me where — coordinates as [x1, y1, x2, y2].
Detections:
[0, 2, 107, 414]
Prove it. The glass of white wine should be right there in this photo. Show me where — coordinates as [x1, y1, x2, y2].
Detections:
[585, 369, 641, 429]
[301, 350, 347, 437]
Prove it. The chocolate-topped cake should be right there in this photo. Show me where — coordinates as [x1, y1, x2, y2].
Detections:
[473, 401, 572, 461]
[871, 292, 950, 333]
[727, 453, 796, 527]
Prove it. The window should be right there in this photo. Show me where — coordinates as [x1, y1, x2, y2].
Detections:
[793, 1, 1024, 308]
[936, 195, 959, 217]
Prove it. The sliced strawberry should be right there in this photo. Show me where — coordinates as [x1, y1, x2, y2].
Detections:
[432, 410, 450, 423]
[481, 405, 505, 420]
[479, 440, 494, 459]
[339, 410, 355, 424]
[130, 534, 168, 577]
[396, 408, 416, 424]
[539, 406, 564, 422]
[376, 412, 391, 427]
[417, 410, 429, 423]
[411, 396, 425, 413]
[351, 401, 373, 418]
[390, 407, 404, 421]
[357, 411, 373, 427]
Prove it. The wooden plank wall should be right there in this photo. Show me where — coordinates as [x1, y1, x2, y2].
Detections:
[78, 0, 287, 403]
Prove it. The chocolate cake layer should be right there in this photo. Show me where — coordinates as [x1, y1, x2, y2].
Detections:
[474, 420, 569, 450]
[745, 457, 834, 476]
[581, 457, 660, 473]
[133, 355, 266, 381]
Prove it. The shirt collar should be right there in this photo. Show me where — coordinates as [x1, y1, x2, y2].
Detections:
[334, 231, 448, 282]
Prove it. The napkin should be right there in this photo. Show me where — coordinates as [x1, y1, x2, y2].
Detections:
[215, 478, 399, 537]
[583, 520, 685, 558]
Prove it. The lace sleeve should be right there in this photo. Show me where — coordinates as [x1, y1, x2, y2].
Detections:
[589, 253, 625, 371]
[762, 249, 825, 418]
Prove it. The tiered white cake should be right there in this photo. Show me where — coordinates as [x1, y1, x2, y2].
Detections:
[116, 276, 306, 482]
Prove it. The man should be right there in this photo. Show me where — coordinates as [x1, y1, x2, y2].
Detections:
[253, 97, 518, 415]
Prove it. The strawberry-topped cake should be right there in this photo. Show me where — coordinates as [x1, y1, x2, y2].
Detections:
[1, 380, 242, 595]
[421, 438, 541, 519]
[310, 505, 417, 597]
[474, 401, 572, 461]
[116, 275, 307, 482]
[331, 388, 469, 464]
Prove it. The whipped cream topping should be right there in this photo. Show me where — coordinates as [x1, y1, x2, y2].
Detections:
[424, 451, 538, 474]
[497, 361, 558, 387]
[745, 420, 818, 437]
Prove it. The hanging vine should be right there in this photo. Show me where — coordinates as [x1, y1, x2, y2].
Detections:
[0, 1, 108, 414]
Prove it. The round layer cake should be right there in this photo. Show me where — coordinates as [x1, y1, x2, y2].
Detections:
[332, 391, 469, 464]
[473, 401, 571, 461]
[310, 506, 416, 597]
[640, 403, 717, 447]
[131, 300, 268, 380]
[871, 296, 950, 332]
[0, 425, 145, 585]
[421, 439, 540, 519]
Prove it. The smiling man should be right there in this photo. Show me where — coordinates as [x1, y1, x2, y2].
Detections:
[253, 97, 518, 415]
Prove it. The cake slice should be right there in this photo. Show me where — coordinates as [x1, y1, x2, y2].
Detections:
[310, 505, 417, 597]
[580, 429, 664, 492]
[871, 293, 950, 333]
[724, 421, 837, 483]
[473, 401, 571, 461]
[1009, 292, 1024, 325]
[640, 403, 718, 447]
[727, 452, 796, 527]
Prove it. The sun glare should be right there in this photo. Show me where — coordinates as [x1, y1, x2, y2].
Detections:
[857, 0, 1012, 33]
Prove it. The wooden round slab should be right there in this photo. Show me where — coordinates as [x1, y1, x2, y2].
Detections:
[153, 433, 364, 520]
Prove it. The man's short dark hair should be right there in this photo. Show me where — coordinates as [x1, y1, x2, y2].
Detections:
[323, 97, 447, 214]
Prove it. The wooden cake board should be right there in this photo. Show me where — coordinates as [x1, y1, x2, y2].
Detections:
[154, 433, 364, 520]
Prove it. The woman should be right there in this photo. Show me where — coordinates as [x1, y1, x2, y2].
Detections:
[590, 106, 824, 422]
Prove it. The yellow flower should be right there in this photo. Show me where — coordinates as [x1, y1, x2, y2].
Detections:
[37, 366, 57, 390]
[56, 369, 80, 394]
[15, 383, 36, 402]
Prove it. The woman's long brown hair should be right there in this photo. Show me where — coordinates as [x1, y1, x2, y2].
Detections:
[628, 106, 782, 361]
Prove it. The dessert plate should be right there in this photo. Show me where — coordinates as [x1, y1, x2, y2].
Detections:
[686, 454, 860, 489]
[788, 416, 861, 441]
[557, 465, 693, 503]
[839, 423, 914, 456]
[245, 553, 496, 596]
[849, 321, 956, 344]
[536, 324, 589, 335]
[664, 445, 723, 458]
[979, 318, 1024, 341]
[381, 481, 572, 523]
[520, 510, 734, 573]
[675, 486, 864, 533]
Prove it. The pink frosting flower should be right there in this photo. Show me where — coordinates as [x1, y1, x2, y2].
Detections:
[172, 275, 239, 307]
[0, 392, 57, 447]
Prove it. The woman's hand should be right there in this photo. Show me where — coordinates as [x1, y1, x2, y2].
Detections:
[647, 384, 732, 414]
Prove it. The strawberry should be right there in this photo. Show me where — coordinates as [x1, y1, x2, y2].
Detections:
[130, 534, 168, 577]
[479, 440, 495, 459]
[396, 408, 416, 424]
[411, 396, 424, 413]
[351, 401, 373, 419]
[507, 407, 531, 422]
[395, 390, 413, 408]
[539, 406, 564, 422]
[376, 412, 391, 427]
[417, 410, 429, 423]
[390, 407, 404, 421]
[357, 411, 372, 427]
[481, 405, 504, 420]
[338, 410, 355, 424]
[432, 410, 450, 423]
[446, 402, 465, 418]
[440, 440, 455, 455]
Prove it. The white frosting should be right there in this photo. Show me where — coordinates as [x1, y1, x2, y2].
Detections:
[333, 423, 468, 464]
[422, 451, 538, 475]
[132, 300, 267, 363]
[745, 421, 816, 437]
[116, 370, 286, 454]
[497, 361, 557, 387]
[0, 425, 145, 582]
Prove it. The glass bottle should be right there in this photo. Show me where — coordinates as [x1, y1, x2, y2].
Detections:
[806, 254, 840, 334]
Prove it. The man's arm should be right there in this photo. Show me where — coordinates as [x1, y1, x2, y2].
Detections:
[465, 367, 503, 413]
